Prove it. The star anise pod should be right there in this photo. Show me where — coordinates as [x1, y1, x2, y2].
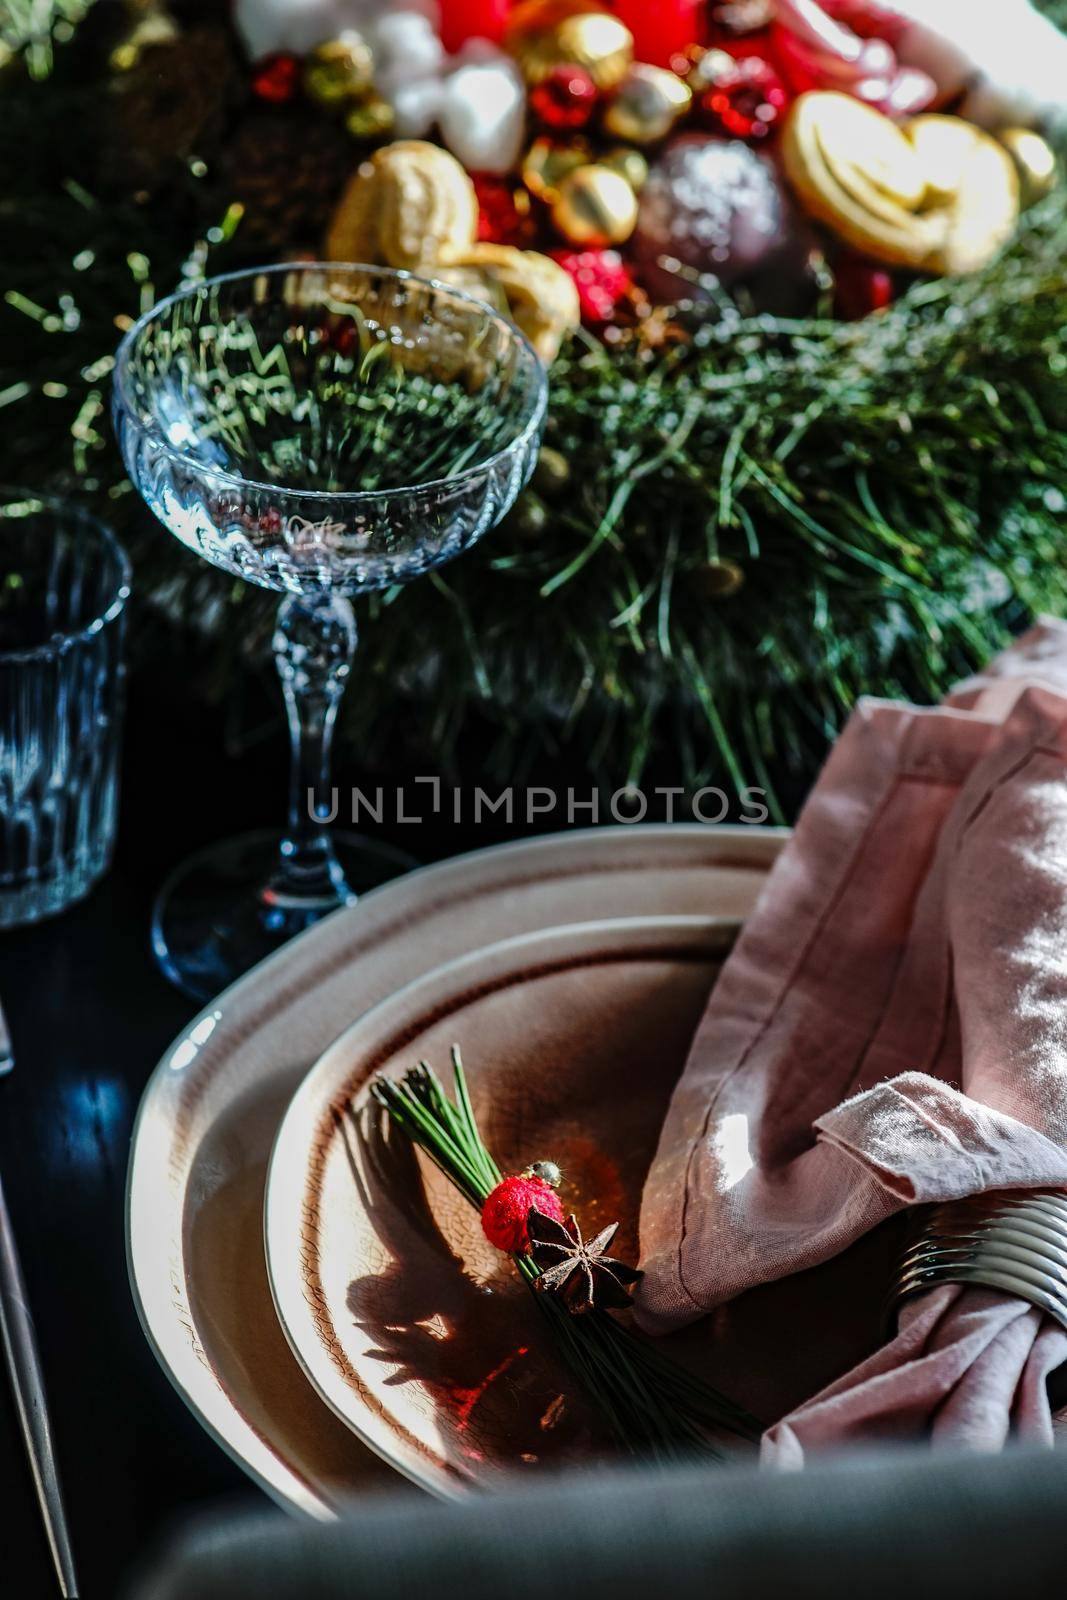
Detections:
[527, 1209, 642, 1316]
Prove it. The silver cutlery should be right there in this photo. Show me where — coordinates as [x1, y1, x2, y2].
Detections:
[889, 1190, 1067, 1340]
[0, 1001, 79, 1597]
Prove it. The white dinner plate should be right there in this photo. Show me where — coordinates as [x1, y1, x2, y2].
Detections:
[265, 915, 744, 1497]
[127, 824, 785, 1518]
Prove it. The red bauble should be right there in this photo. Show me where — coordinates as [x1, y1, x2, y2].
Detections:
[472, 174, 534, 245]
[251, 51, 302, 105]
[614, 0, 707, 69]
[530, 63, 599, 131]
[481, 1175, 564, 1254]
[697, 51, 789, 141]
[833, 252, 896, 320]
[552, 249, 632, 325]
[440, 0, 509, 54]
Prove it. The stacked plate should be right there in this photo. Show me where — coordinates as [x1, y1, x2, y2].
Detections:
[126, 824, 786, 1515]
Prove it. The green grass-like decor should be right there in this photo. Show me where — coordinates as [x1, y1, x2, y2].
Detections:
[3, 2, 1067, 816]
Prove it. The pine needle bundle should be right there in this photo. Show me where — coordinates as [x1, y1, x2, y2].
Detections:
[372, 1051, 760, 1463]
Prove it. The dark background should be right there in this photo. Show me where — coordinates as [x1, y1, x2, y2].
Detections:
[0, 632, 793, 1600]
[0, 664, 282, 1600]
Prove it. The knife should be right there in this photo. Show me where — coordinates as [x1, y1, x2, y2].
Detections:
[0, 1001, 79, 1597]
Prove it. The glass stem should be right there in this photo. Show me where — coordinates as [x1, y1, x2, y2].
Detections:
[270, 592, 357, 906]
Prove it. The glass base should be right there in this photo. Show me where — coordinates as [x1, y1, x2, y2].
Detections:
[151, 828, 417, 1002]
[0, 843, 111, 929]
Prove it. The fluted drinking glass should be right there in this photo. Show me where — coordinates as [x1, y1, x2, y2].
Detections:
[113, 263, 547, 999]
[0, 492, 130, 926]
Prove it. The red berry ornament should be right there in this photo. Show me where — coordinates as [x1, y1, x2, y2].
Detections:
[696, 51, 789, 141]
[552, 249, 632, 324]
[251, 51, 303, 105]
[481, 1174, 565, 1253]
[530, 63, 599, 131]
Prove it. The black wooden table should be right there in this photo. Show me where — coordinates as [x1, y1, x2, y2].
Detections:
[0, 673, 502, 1600]
[0, 646, 795, 1598]
[0, 685, 275, 1598]
[0, 672, 652, 1597]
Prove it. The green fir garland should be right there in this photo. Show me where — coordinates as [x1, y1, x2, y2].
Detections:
[3, 2, 1067, 815]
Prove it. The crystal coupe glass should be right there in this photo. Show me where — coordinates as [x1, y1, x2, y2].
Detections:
[113, 264, 547, 999]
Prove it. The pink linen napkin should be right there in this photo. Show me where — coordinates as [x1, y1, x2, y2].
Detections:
[637, 618, 1067, 1459]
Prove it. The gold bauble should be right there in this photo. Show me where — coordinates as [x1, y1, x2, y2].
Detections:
[516, 13, 633, 92]
[551, 163, 638, 247]
[303, 32, 374, 108]
[602, 64, 692, 145]
[521, 135, 592, 204]
[685, 46, 736, 95]
[601, 145, 650, 193]
[344, 95, 395, 141]
[515, 31, 566, 84]
[555, 14, 633, 90]
[998, 127, 1058, 208]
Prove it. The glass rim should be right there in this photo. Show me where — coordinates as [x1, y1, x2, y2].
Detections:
[0, 488, 132, 665]
[112, 260, 550, 507]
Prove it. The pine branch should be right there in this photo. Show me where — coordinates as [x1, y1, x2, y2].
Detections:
[5, 6, 1067, 801]
[1, 0, 96, 77]
[371, 1050, 760, 1464]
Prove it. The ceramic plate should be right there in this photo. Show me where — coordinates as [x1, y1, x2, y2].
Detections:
[127, 825, 785, 1517]
[265, 916, 741, 1496]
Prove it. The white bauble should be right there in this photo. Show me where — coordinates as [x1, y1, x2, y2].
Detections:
[439, 57, 525, 174]
[235, 0, 440, 61]
[893, 0, 1067, 129]
[390, 77, 447, 138]
[369, 9, 446, 89]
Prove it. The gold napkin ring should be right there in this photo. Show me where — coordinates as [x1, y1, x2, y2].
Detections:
[887, 1190, 1067, 1337]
